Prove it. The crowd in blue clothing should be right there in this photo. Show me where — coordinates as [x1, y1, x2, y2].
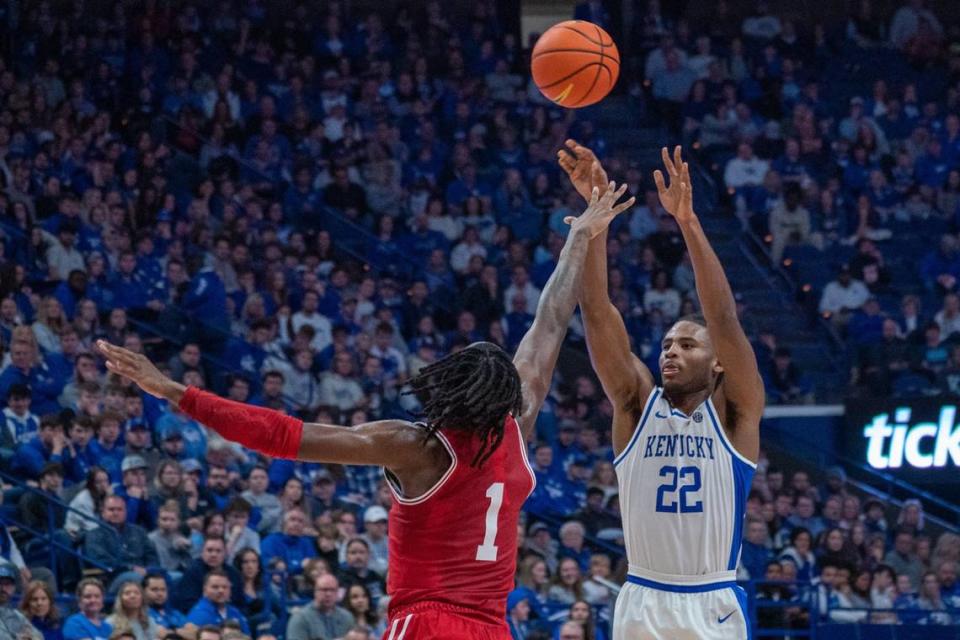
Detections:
[0, 0, 958, 639]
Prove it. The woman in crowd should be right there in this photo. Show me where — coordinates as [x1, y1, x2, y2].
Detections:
[63, 579, 112, 640]
[105, 581, 159, 640]
[19, 580, 63, 640]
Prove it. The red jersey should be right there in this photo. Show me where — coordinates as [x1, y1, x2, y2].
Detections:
[386, 415, 536, 625]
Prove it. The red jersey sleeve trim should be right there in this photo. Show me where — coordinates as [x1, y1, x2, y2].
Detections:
[385, 429, 458, 505]
[511, 414, 537, 498]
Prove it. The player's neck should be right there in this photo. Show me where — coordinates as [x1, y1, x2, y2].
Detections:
[662, 387, 712, 416]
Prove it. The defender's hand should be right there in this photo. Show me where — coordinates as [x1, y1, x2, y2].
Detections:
[558, 139, 609, 202]
[565, 182, 636, 239]
[96, 340, 185, 403]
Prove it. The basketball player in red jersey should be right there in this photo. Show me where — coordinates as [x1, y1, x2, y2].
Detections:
[97, 182, 634, 640]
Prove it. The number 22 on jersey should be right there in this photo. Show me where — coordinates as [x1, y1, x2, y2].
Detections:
[656, 465, 703, 513]
[475, 482, 504, 561]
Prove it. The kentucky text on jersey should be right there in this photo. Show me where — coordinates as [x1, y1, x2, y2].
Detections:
[642, 434, 716, 460]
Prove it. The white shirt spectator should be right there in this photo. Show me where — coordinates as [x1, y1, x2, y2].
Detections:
[644, 287, 682, 321]
[819, 277, 871, 314]
[742, 13, 782, 40]
[291, 310, 333, 352]
[645, 47, 689, 81]
[890, 3, 943, 49]
[318, 372, 365, 411]
[934, 308, 960, 339]
[724, 156, 770, 189]
[42, 230, 85, 281]
[450, 240, 488, 273]
[504, 282, 542, 316]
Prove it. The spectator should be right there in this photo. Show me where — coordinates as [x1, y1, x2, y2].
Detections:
[506, 589, 530, 640]
[18, 579, 60, 640]
[66, 466, 111, 536]
[105, 581, 159, 640]
[767, 347, 814, 404]
[889, 0, 943, 56]
[233, 548, 277, 636]
[185, 570, 250, 635]
[143, 573, 192, 639]
[360, 506, 389, 577]
[915, 571, 952, 624]
[116, 455, 157, 530]
[224, 499, 260, 565]
[779, 527, 816, 583]
[741, 517, 774, 580]
[84, 495, 157, 592]
[342, 584, 382, 638]
[260, 508, 316, 577]
[173, 537, 244, 612]
[769, 184, 812, 263]
[2, 384, 39, 450]
[724, 143, 770, 193]
[148, 501, 193, 577]
[548, 557, 586, 605]
[337, 539, 386, 604]
[63, 579, 111, 640]
[285, 574, 354, 640]
[818, 265, 871, 325]
[241, 466, 282, 537]
[885, 529, 925, 590]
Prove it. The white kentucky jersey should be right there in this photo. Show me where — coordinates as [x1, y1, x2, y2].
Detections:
[615, 386, 756, 586]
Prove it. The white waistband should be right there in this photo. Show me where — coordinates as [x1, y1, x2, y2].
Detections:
[628, 565, 737, 586]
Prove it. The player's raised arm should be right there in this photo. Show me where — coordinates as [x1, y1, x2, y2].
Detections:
[95, 340, 428, 471]
[559, 141, 655, 455]
[513, 182, 635, 439]
[654, 147, 764, 460]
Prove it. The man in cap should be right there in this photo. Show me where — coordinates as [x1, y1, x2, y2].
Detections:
[0, 564, 41, 639]
[116, 455, 157, 530]
[361, 505, 389, 575]
[123, 420, 160, 480]
[307, 469, 352, 519]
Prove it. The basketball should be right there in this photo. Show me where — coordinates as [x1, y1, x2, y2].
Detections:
[531, 20, 620, 109]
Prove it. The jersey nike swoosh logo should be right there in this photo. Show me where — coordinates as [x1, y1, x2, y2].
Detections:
[655, 411, 669, 419]
[718, 611, 736, 624]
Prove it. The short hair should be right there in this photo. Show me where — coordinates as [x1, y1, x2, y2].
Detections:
[874, 564, 897, 580]
[158, 500, 180, 516]
[559, 521, 585, 538]
[76, 577, 105, 598]
[203, 568, 230, 586]
[143, 572, 168, 588]
[225, 497, 252, 515]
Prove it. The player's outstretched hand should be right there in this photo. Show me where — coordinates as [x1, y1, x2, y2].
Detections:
[558, 139, 608, 202]
[653, 146, 695, 224]
[565, 181, 635, 239]
[96, 340, 184, 402]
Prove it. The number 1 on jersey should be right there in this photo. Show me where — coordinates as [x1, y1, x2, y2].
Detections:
[475, 482, 504, 561]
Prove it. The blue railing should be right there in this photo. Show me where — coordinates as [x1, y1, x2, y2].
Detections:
[0, 469, 112, 584]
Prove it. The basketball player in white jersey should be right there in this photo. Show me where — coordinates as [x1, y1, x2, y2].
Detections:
[559, 143, 763, 639]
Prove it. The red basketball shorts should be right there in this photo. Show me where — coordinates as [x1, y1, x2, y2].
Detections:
[382, 602, 512, 640]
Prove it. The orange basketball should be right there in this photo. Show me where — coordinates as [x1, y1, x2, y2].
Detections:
[531, 20, 620, 109]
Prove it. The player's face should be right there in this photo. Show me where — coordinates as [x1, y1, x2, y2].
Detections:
[659, 322, 719, 394]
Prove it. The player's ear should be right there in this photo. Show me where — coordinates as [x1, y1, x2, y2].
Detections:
[712, 359, 724, 376]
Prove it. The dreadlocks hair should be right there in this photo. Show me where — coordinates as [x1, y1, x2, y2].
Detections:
[405, 342, 522, 467]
